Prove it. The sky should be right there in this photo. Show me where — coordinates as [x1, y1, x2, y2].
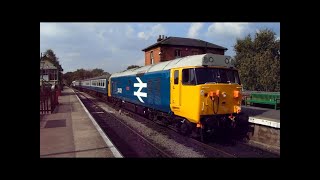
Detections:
[40, 22, 280, 74]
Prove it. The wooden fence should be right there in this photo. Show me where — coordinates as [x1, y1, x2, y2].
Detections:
[40, 86, 58, 114]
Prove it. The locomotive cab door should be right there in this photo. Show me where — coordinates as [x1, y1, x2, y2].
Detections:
[170, 69, 181, 111]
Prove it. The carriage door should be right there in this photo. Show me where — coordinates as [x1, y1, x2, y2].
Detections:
[171, 69, 181, 110]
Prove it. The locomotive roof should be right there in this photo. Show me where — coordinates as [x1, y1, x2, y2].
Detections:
[110, 53, 235, 78]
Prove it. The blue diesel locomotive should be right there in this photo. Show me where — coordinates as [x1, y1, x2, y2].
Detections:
[73, 53, 249, 140]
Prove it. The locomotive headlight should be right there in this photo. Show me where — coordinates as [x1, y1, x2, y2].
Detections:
[222, 92, 227, 98]
[234, 90, 240, 98]
[200, 90, 204, 96]
[225, 58, 230, 64]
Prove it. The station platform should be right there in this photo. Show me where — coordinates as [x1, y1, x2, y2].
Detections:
[40, 87, 122, 158]
[241, 106, 280, 153]
[241, 106, 280, 129]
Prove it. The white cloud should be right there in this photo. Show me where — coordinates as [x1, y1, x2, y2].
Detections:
[187, 23, 203, 38]
[125, 25, 135, 38]
[137, 24, 166, 40]
[207, 23, 249, 38]
[66, 52, 80, 57]
[40, 23, 67, 37]
[138, 32, 147, 40]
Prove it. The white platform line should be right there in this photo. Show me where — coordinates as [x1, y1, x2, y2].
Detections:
[249, 117, 280, 129]
[73, 90, 123, 158]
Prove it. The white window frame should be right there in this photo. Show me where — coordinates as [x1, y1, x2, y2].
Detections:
[175, 49, 181, 58]
[150, 51, 154, 64]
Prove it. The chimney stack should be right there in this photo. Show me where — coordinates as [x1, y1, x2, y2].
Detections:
[157, 35, 162, 42]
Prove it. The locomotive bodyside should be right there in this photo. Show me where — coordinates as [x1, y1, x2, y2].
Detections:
[110, 70, 171, 113]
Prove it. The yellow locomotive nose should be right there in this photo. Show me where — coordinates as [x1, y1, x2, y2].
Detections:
[200, 84, 242, 116]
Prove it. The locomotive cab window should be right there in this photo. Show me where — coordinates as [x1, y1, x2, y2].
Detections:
[195, 68, 241, 85]
[233, 70, 241, 84]
[174, 70, 179, 84]
[182, 68, 196, 85]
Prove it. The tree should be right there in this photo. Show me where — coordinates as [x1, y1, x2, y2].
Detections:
[127, 65, 141, 70]
[63, 72, 73, 86]
[63, 68, 111, 86]
[91, 68, 105, 77]
[43, 49, 63, 71]
[234, 29, 280, 92]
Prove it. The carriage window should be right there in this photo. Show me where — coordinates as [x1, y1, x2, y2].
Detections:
[174, 70, 179, 84]
[113, 82, 117, 92]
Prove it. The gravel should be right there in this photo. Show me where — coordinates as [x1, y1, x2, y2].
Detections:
[96, 101, 205, 158]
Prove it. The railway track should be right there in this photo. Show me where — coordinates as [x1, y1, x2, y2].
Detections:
[76, 91, 172, 158]
[74, 88, 279, 158]
[125, 108, 278, 158]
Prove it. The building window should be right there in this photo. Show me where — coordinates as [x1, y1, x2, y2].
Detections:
[175, 49, 181, 58]
[150, 51, 154, 64]
[49, 70, 57, 81]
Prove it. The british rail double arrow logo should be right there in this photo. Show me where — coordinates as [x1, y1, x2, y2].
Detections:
[134, 77, 147, 103]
